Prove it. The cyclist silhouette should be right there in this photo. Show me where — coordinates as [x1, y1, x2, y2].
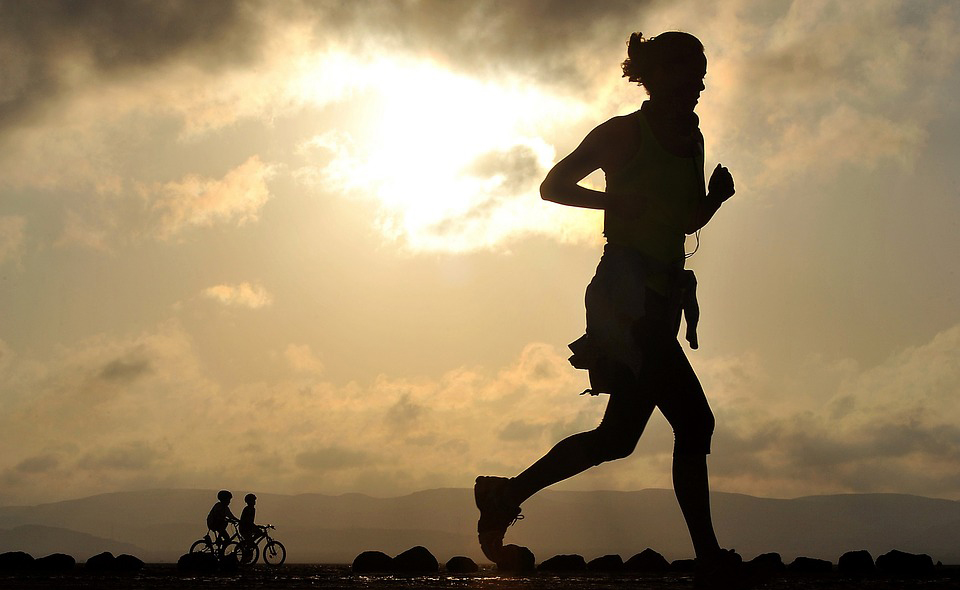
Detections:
[206, 490, 239, 553]
[239, 493, 260, 542]
[475, 31, 741, 585]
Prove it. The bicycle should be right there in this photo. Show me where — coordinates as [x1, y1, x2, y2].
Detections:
[234, 524, 286, 566]
[189, 522, 242, 559]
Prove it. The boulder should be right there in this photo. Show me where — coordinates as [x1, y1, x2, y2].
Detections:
[670, 558, 696, 572]
[538, 554, 587, 572]
[587, 554, 624, 572]
[114, 554, 145, 573]
[177, 552, 218, 574]
[788, 556, 833, 574]
[625, 548, 670, 573]
[497, 544, 535, 573]
[746, 552, 785, 576]
[84, 551, 117, 572]
[838, 550, 875, 576]
[444, 556, 478, 573]
[0, 551, 35, 571]
[352, 550, 394, 573]
[34, 553, 75, 573]
[393, 546, 439, 573]
[876, 550, 935, 577]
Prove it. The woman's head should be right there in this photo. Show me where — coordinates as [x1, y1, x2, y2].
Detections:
[622, 31, 706, 111]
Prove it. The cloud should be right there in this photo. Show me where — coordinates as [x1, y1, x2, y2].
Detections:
[0, 0, 261, 135]
[149, 156, 275, 239]
[15, 454, 60, 475]
[2, 315, 960, 503]
[0, 215, 25, 266]
[284, 344, 324, 375]
[202, 282, 273, 309]
[295, 447, 375, 472]
[78, 441, 161, 472]
[702, 322, 960, 498]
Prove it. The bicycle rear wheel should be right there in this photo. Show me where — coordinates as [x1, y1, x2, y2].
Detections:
[235, 541, 259, 565]
[263, 540, 286, 566]
[189, 539, 213, 554]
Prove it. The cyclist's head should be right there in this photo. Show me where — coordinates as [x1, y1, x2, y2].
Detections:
[217, 490, 233, 502]
[245, 493, 257, 505]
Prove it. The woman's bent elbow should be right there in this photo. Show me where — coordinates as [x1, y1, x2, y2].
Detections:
[539, 179, 556, 202]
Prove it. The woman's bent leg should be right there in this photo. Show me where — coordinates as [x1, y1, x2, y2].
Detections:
[509, 389, 654, 506]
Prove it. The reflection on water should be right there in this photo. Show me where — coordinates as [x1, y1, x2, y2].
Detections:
[3, 564, 960, 590]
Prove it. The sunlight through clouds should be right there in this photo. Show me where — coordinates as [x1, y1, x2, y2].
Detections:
[294, 54, 599, 253]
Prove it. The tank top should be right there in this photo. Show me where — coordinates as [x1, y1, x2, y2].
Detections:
[603, 104, 705, 294]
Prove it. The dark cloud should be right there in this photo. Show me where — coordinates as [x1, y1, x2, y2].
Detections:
[385, 393, 425, 427]
[15, 453, 60, 474]
[98, 355, 152, 383]
[296, 446, 373, 472]
[309, 0, 654, 89]
[465, 145, 544, 195]
[78, 441, 160, 471]
[0, 0, 262, 132]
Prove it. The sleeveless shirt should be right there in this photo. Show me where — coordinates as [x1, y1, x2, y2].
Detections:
[603, 103, 705, 294]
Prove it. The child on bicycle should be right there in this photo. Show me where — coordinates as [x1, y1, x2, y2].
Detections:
[206, 490, 239, 551]
[239, 493, 262, 543]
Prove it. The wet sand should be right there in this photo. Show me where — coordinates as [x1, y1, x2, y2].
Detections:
[3, 564, 960, 590]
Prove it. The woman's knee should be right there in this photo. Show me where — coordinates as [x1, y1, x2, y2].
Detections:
[673, 409, 715, 456]
[590, 426, 641, 463]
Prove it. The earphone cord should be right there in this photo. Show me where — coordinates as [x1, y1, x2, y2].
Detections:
[684, 229, 701, 259]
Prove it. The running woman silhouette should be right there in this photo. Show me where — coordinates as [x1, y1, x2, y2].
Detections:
[475, 31, 741, 584]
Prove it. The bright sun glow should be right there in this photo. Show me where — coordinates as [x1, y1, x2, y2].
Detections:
[293, 53, 599, 252]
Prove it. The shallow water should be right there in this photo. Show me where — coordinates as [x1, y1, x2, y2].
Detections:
[3, 564, 959, 590]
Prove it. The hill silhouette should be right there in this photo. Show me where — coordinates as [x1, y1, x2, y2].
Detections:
[1, 488, 958, 564]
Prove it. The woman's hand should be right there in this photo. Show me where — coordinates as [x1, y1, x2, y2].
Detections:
[707, 163, 735, 203]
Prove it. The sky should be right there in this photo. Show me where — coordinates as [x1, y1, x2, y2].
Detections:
[1, 0, 959, 506]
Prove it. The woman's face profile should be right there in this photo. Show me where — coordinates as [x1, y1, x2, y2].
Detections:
[649, 52, 707, 113]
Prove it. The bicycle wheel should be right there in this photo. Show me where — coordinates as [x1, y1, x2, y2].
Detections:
[190, 539, 213, 554]
[221, 541, 240, 560]
[235, 541, 259, 565]
[262, 540, 286, 566]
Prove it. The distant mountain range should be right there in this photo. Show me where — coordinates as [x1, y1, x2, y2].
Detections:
[1, 488, 958, 565]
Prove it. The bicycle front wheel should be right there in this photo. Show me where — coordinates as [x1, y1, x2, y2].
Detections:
[263, 540, 286, 566]
[189, 539, 213, 554]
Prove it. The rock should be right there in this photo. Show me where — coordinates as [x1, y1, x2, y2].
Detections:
[0, 551, 35, 571]
[444, 556, 478, 573]
[393, 546, 438, 573]
[352, 550, 394, 573]
[746, 552, 785, 575]
[625, 548, 670, 573]
[876, 549, 935, 577]
[670, 558, 696, 572]
[838, 550, 875, 576]
[587, 554, 624, 572]
[114, 554, 145, 573]
[33, 553, 75, 573]
[85, 551, 117, 572]
[538, 554, 587, 572]
[497, 544, 535, 572]
[177, 552, 218, 574]
[788, 556, 833, 574]
[218, 552, 239, 573]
